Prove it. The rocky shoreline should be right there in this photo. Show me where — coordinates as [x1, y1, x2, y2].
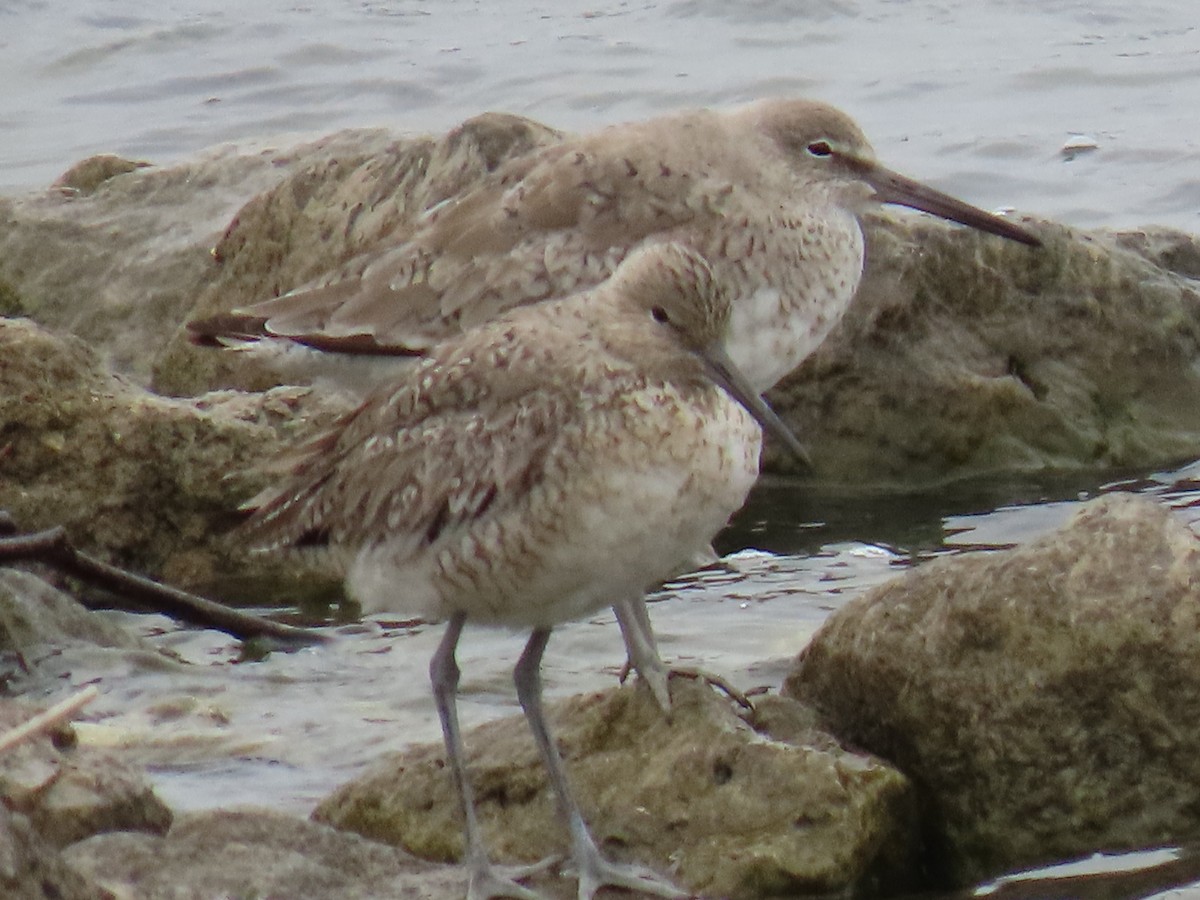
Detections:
[7, 493, 1200, 897]
[4, 114, 1200, 897]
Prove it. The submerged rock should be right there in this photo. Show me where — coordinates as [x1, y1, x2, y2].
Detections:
[315, 678, 918, 899]
[784, 493, 1200, 886]
[0, 570, 149, 656]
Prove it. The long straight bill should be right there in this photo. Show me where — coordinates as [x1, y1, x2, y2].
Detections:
[702, 345, 812, 470]
[845, 156, 1042, 247]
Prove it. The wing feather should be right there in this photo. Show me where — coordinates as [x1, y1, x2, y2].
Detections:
[240, 310, 602, 560]
[221, 116, 743, 354]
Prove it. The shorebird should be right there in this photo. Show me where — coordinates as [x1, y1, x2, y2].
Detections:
[242, 242, 792, 899]
[190, 96, 1041, 708]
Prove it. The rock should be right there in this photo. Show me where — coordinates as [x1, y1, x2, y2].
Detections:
[63, 808, 465, 900]
[783, 493, 1200, 886]
[0, 570, 149, 656]
[51, 155, 151, 197]
[0, 129, 396, 384]
[153, 111, 562, 396]
[0, 697, 172, 848]
[0, 807, 103, 900]
[314, 679, 919, 899]
[769, 215, 1200, 479]
[0, 317, 344, 598]
[5, 113, 1200, 483]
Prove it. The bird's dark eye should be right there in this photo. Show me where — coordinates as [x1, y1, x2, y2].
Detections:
[806, 140, 833, 158]
[650, 305, 670, 324]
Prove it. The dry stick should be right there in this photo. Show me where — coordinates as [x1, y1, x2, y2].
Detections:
[0, 523, 328, 649]
[0, 684, 99, 756]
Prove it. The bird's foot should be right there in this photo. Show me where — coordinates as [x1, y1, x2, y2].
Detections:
[467, 855, 559, 900]
[617, 656, 672, 714]
[568, 840, 688, 900]
[666, 665, 754, 710]
[618, 660, 754, 713]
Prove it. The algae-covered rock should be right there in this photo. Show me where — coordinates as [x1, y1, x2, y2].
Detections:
[0, 807, 103, 900]
[63, 809, 458, 900]
[769, 216, 1200, 480]
[315, 679, 918, 899]
[0, 317, 344, 599]
[0, 697, 172, 848]
[785, 493, 1200, 886]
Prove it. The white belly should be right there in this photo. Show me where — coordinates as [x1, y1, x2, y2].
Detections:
[346, 389, 762, 629]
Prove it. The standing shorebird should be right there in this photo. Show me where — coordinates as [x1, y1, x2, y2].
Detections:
[191, 97, 1041, 706]
[242, 242, 794, 899]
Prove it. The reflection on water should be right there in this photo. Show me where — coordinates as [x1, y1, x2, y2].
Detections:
[903, 846, 1200, 900]
[723, 456, 1200, 562]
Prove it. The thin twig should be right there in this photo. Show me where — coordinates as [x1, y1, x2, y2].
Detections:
[0, 684, 99, 755]
[0, 520, 328, 650]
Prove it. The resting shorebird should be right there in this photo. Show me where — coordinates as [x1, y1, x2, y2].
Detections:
[242, 242, 794, 899]
[191, 97, 1041, 708]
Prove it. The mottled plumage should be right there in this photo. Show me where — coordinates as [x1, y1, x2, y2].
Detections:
[192, 96, 1041, 719]
[243, 242, 780, 899]
[191, 97, 1039, 394]
[247, 244, 763, 630]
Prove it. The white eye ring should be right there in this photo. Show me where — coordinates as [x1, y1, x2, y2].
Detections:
[806, 140, 833, 158]
[650, 305, 670, 324]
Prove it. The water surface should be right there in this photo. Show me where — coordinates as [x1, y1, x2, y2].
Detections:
[3, 1, 1199, 232]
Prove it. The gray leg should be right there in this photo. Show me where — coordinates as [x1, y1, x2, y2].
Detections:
[514, 628, 686, 900]
[431, 613, 549, 900]
[616, 546, 741, 717]
[613, 595, 671, 713]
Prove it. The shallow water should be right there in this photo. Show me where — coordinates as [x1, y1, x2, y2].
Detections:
[3, 0, 1200, 232]
[12, 458, 1200, 898]
[14, 456, 1200, 813]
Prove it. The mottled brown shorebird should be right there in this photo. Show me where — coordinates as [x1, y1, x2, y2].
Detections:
[242, 242, 794, 899]
[191, 96, 1041, 707]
